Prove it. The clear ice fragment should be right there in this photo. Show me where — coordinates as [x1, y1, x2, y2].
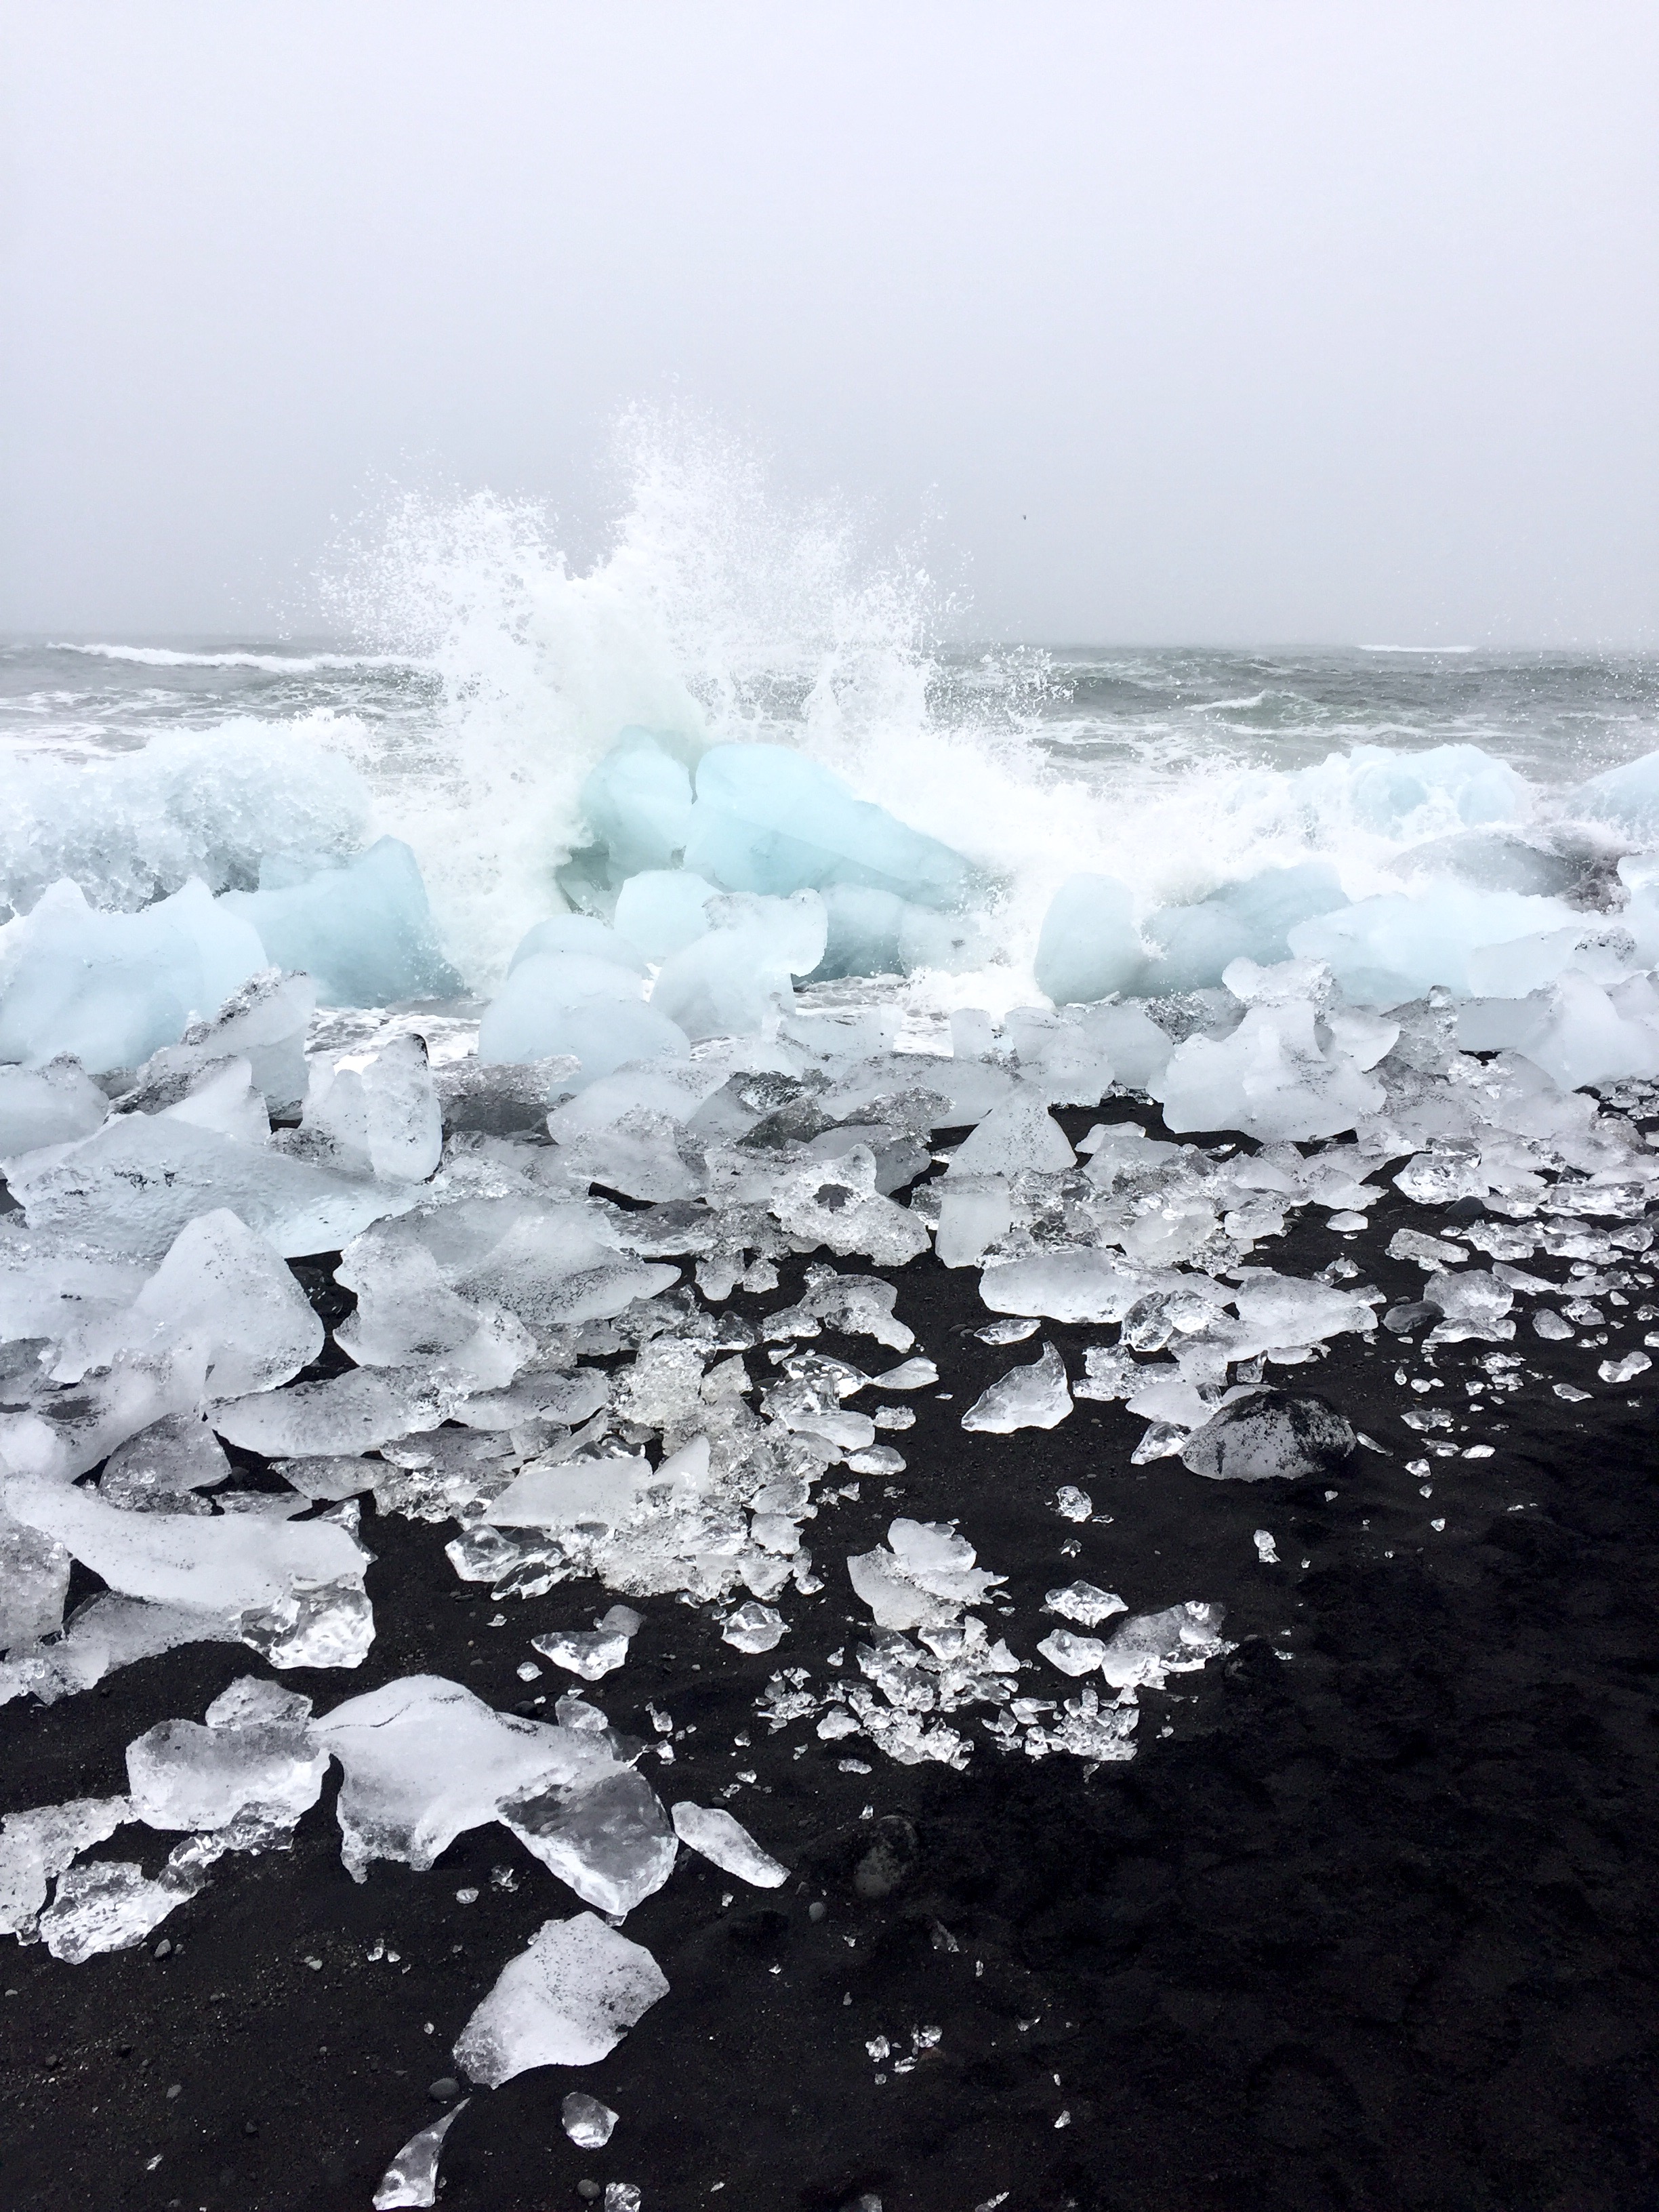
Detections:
[670, 1801, 789, 1887]
[453, 1912, 669, 2085]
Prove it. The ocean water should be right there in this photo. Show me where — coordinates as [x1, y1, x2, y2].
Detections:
[3, 454, 1656, 1012]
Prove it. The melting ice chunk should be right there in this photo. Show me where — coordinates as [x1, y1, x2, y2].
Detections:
[1043, 1582, 1128, 1629]
[372, 2100, 470, 2210]
[722, 1601, 787, 1654]
[125, 1678, 326, 1833]
[533, 1606, 642, 1681]
[38, 1852, 205, 1963]
[0, 1795, 131, 1941]
[561, 2091, 619, 2148]
[221, 836, 462, 1008]
[670, 1801, 788, 1887]
[453, 1912, 669, 2086]
[1098, 1602, 1231, 1691]
[0, 1058, 108, 1156]
[960, 1342, 1072, 1433]
[847, 1519, 1003, 1630]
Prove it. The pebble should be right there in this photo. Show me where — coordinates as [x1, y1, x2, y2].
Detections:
[577, 2184, 602, 2203]
[428, 2076, 461, 2102]
[808, 1900, 827, 1923]
[153, 1940, 172, 1959]
[166, 2083, 182, 2100]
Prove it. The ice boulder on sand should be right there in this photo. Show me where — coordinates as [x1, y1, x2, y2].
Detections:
[221, 838, 462, 1008]
[651, 890, 827, 1039]
[453, 1912, 669, 2086]
[1036, 865, 1351, 1006]
[1180, 1391, 1355, 1482]
[1286, 884, 1580, 1007]
[0, 878, 267, 1072]
[506, 916, 648, 977]
[613, 869, 720, 961]
[575, 727, 699, 884]
[0, 1059, 108, 1155]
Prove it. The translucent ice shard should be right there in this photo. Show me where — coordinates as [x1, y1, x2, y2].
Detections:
[979, 1251, 1147, 1325]
[0, 1795, 131, 1941]
[847, 1519, 1002, 1630]
[285, 1033, 443, 1183]
[561, 2091, 618, 2148]
[1098, 1602, 1231, 1691]
[373, 2103, 469, 2209]
[1043, 1582, 1128, 1629]
[670, 1801, 788, 1887]
[213, 1366, 451, 1458]
[960, 1342, 1072, 1433]
[0, 1509, 72, 1650]
[721, 1601, 786, 1654]
[221, 836, 462, 1007]
[125, 1679, 326, 1833]
[770, 1146, 930, 1265]
[38, 1851, 205, 1963]
[0, 1058, 108, 1156]
[499, 1765, 678, 1917]
[453, 1912, 669, 2085]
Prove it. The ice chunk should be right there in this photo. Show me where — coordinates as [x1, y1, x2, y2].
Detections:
[0, 1059, 107, 1156]
[533, 1611, 635, 1681]
[980, 1251, 1147, 1324]
[790, 1265, 914, 1349]
[508, 916, 648, 977]
[770, 1145, 929, 1265]
[335, 1233, 533, 1390]
[961, 1341, 1072, 1433]
[872, 1357, 937, 1391]
[1181, 1391, 1355, 1481]
[1288, 886, 1579, 1008]
[847, 1518, 1003, 1629]
[1296, 741, 1530, 835]
[0, 878, 268, 1073]
[1228, 1270, 1377, 1357]
[100, 1413, 232, 1512]
[5, 1473, 367, 1626]
[478, 951, 689, 1080]
[613, 869, 720, 961]
[214, 1366, 450, 1458]
[1568, 747, 1659, 840]
[682, 741, 977, 909]
[487, 1450, 653, 1536]
[39, 1847, 207, 1962]
[1517, 972, 1659, 1092]
[314, 1675, 633, 1884]
[0, 1509, 72, 1650]
[109, 1051, 270, 1146]
[814, 882, 988, 981]
[0, 1795, 131, 1941]
[561, 2092, 618, 2149]
[1037, 1630, 1108, 1677]
[1098, 1601, 1231, 1690]
[221, 837, 462, 1007]
[126, 1680, 326, 1832]
[453, 1912, 669, 2086]
[934, 1177, 1012, 1269]
[4, 1113, 416, 1262]
[1043, 1581, 1127, 1629]
[373, 2101, 470, 2210]
[1139, 865, 1350, 994]
[166, 968, 316, 1114]
[1153, 996, 1385, 1143]
[670, 1801, 788, 1887]
[1422, 1268, 1515, 1343]
[1601, 1351, 1651, 1384]
[287, 1034, 443, 1183]
[945, 1088, 1075, 1179]
[499, 1765, 678, 1917]
[653, 891, 827, 1040]
[722, 1600, 786, 1653]
[577, 729, 697, 882]
[1033, 875, 1143, 1006]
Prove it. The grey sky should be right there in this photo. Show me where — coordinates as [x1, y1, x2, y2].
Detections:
[3, 1, 1655, 644]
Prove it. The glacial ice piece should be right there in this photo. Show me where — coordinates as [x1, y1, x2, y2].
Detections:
[508, 916, 648, 977]
[722, 1601, 787, 1654]
[499, 1764, 679, 1919]
[682, 741, 978, 910]
[577, 729, 698, 883]
[934, 1177, 1012, 1269]
[1139, 865, 1350, 994]
[1037, 1630, 1108, 1677]
[652, 891, 827, 1039]
[1286, 886, 1579, 1008]
[789, 1266, 914, 1349]
[0, 1795, 131, 1941]
[1296, 741, 1530, 835]
[1180, 1391, 1355, 1481]
[0, 1592, 245, 1706]
[221, 837, 462, 1007]
[478, 952, 690, 1080]
[980, 1250, 1147, 1325]
[1227, 1271, 1377, 1358]
[534, 1605, 642, 1681]
[38, 1852, 207, 1963]
[453, 1912, 669, 2086]
[560, 2092, 618, 2149]
[373, 2101, 470, 2210]
[1153, 992, 1385, 1143]
[109, 1051, 270, 1146]
[487, 1451, 653, 1536]
[945, 1088, 1075, 1179]
[1422, 1268, 1515, 1342]
[813, 883, 987, 981]
[960, 1341, 1072, 1433]
[613, 868, 720, 962]
[0, 1510, 72, 1650]
[0, 878, 268, 1072]
[1098, 1601, 1231, 1690]
[1044, 1581, 1128, 1629]
[213, 1366, 450, 1458]
[4, 1113, 416, 1262]
[288, 1033, 443, 1183]
[1515, 971, 1659, 1092]
[847, 1517, 1003, 1630]
[314, 1675, 626, 1882]
[163, 968, 316, 1114]
[100, 1413, 232, 1512]
[126, 1679, 327, 1832]
[0, 1059, 107, 1156]
[6, 1473, 367, 1628]
[1034, 874, 1143, 1006]
[335, 1234, 534, 1390]
[1388, 827, 1589, 899]
[770, 1146, 929, 1265]
[670, 1801, 787, 1887]
[1568, 747, 1659, 840]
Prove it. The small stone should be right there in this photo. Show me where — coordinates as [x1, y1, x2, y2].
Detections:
[166, 2083, 182, 2100]
[427, 2076, 461, 2103]
[243, 2121, 258, 2137]
[577, 2186, 602, 2204]
[153, 1940, 172, 1959]
[808, 1900, 827, 1923]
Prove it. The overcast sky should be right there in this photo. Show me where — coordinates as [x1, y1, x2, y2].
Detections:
[3, 1, 1655, 644]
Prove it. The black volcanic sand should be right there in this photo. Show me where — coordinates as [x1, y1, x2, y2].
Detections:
[3, 1114, 1659, 2212]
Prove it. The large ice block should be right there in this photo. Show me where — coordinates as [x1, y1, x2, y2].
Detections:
[478, 951, 689, 1078]
[651, 891, 827, 1039]
[221, 838, 462, 1007]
